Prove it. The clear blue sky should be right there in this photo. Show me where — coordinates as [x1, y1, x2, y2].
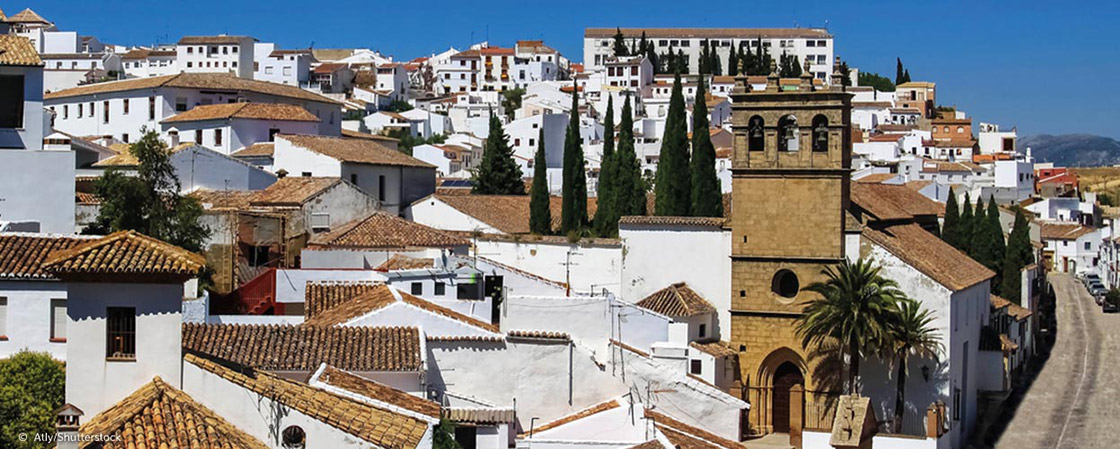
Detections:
[19, 0, 1120, 138]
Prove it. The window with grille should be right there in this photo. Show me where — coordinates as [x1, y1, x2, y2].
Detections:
[0, 75, 24, 128]
[0, 297, 6, 337]
[310, 213, 330, 231]
[51, 299, 66, 341]
[690, 360, 702, 375]
[106, 307, 136, 360]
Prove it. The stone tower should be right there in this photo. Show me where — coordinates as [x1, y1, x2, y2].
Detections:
[728, 62, 852, 436]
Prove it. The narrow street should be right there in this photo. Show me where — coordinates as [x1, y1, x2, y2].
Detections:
[990, 273, 1120, 448]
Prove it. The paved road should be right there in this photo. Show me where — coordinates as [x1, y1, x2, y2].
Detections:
[992, 273, 1120, 449]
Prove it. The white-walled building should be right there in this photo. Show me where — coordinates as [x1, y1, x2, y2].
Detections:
[120, 47, 177, 78]
[253, 44, 314, 86]
[159, 102, 323, 154]
[44, 72, 342, 145]
[271, 134, 436, 214]
[175, 35, 255, 78]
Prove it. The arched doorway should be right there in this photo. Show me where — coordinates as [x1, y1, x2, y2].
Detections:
[771, 361, 804, 433]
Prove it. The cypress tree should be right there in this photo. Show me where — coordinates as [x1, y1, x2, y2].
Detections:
[710, 46, 722, 76]
[472, 112, 525, 195]
[529, 128, 551, 235]
[903, 69, 912, 84]
[638, 32, 648, 58]
[942, 187, 962, 250]
[1001, 209, 1032, 303]
[593, 95, 618, 237]
[728, 46, 739, 77]
[654, 70, 691, 216]
[960, 193, 974, 255]
[895, 58, 905, 85]
[689, 77, 722, 217]
[839, 60, 852, 87]
[698, 41, 710, 75]
[614, 95, 646, 217]
[561, 84, 588, 234]
[612, 28, 628, 57]
[986, 198, 1007, 293]
[969, 195, 986, 261]
[677, 49, 688, 74]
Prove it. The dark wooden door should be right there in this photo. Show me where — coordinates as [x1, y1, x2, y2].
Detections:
[771, 362, 804, 433]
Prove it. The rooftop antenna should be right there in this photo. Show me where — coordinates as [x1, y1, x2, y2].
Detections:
[825, 19, 830, 31]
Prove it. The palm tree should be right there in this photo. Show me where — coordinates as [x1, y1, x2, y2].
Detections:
[796, 258, 905, 394]
[887, 298, 942, 433]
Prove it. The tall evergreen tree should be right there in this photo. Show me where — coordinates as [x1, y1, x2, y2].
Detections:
[960, 193, 974, 255]
[638, 32, 648, 58]
[895, 58, 905, 85]
[969, 196, 986, 260]
[612, 28, 628, 57]
[593, 96, 618, 237]
[473, 112, 525, 195]
[698, 41, 710, 75]
[614, 95, 647, 217]
[942, 188, 963, 250]
[561, 85, 588, 234]
[689, 77, 722, 217]
[710, 46, 722, 76]
[677, 49, 688, 73]
[985, 198, 1007, 293]
[654, 70, 691, 216]
[1000, 209, 1032, 303]
[529, 128, 551, 235]
[903, 69, 911, 84]
[839, 61, 852, 87]
[727, 46, 739, 76]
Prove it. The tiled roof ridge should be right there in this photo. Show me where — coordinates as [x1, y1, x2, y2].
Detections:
[635, 282, 716, 317]
[517, 399, 622, 437]
[399, 290, 500, 333]
[316, 364, 441, 418]
[861, 223, 994, 291]
[184, 353, 428, 448]
[506, 329, 571, 340]
[645, 409, 745, 449]
[41, 230, 206, 276]
[476, 256, 567, 288]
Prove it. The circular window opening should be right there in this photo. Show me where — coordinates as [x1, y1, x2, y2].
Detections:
[771, 269, 799, 299]
[282, 425, 306, 449]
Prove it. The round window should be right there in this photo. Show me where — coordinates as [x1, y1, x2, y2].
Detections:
[771, 269, 799, 299]
[282, 425, 306, 449]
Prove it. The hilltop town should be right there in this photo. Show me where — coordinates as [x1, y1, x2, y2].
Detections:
[0, 8, 1113, 449]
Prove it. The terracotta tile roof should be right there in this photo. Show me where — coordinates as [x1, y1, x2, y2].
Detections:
[177, 35, 252, 45]
[76, 376, 268, 449]
[862, 223, 994, 291]
[303, 282, 500, 333]
[280, 134, 434, 168]
[0, 233, 92, 280]
[308, 212, 468, 249]
[611, 339, 650, 357]
[120, 48, 176, 60]
[990, 294, 1032, 321]
[231, 142, 275, 157]
[1000, 333, 1019, 351]
[374, 254, 435, 271]
[428, 194, 597, 235]
[618, 216, 727, 227]
[646, 409, 745, 449]
[249, 176, 343, 207]
[853, 101, 893, 108]
[636, 282, 715, 317]
[585, 28, 830, 38]
[182, 323, 423, 371]
[188, 188, 258, 210]
[850, 183, 945, 221]
[313, 62, 347, 74]
[476, 256, 567, 288]
[689, 340, 738, 358]
[91, 151, 139, 167]
[42, 231, 206, 282]
[0, 35, 42, 66]
[75, 192, 101, 205]
[342, 128, 401, 142]
[630, 441, 666, 449]
[185, 354, 428, 448]
[519, 399, 620, 437]
[855, 173, 898, 183]
[163, 102, 320, 123]
[877, 124, 916, 132]
[867, 134, 902, 143]
[4, 8, 49, 24]
[44, 73, 339, 105]
[317, 365, 440, 418]
[1039, 222, 1096, 241]
[904, 180, 933, 191]
[506, 330, 571, 340]
[931, 139, 977, 148]
[443, 407, 517, 424]
[479, 47, 515, 56]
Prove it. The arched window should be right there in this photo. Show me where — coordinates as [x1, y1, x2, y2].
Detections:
[778, 115, 798, 152]
[772, 269, 799, 298]
[282, 425, 306, 449]
[748, 115, 765, 151]
[812, 115, 829, 152]
[957, 126, 964, 134]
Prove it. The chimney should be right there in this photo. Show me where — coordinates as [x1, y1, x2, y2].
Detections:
[55, 404, 84, 449]
[168, 128, 180, 147]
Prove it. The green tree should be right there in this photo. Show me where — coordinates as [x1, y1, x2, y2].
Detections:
[0, 351, 65, 449]
[593, 96, 618, 237]
[1001, 208, 1032, 302]
[942, 188, 963, 250]
[902, 69, 912, 84]
[797, 258, 906, 394]
[838, 61, 852, 88]
[985, 198, 1007, 293]
[969, 196, 987, 261]
[386, 99, 413, 112]
[472, 113, 525, 195]
[895, 58, 905, 86]
[959, 193, 974, 256]
[677, 49, 688, 73]
[612, 28, 629, 57]
[530, 128, 551, 235]
[501, 87, 525, 120]
[698, 41, 710, 75]
[858, 72, 895, 92]
[85, 130, 208, 252]
[727, 46, 739, 77]
[710, 47, 722, 76]
[654, 71, 691, 216]
[689, 77, 722, 217]
[613, 95, 647, 217]
[887, 299, 942, 434]
[433, 419, 462, 449]
[561, 85, 588, 233]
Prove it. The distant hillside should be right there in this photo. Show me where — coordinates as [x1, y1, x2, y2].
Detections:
[1021, 134, 1120, 167]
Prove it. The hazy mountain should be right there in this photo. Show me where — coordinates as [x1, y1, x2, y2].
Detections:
[1021, 134, 1120, 167]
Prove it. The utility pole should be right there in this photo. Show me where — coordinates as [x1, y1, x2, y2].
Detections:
[560, 247, 581, 296]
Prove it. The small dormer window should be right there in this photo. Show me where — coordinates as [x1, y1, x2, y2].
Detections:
[282, 426, 306, 449]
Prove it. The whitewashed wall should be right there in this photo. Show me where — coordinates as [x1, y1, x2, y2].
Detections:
[0, 280, 69, 360]
[274, 269, 387, 304]
[474, 238, 622, 296]
[0, 150, 75, 233]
